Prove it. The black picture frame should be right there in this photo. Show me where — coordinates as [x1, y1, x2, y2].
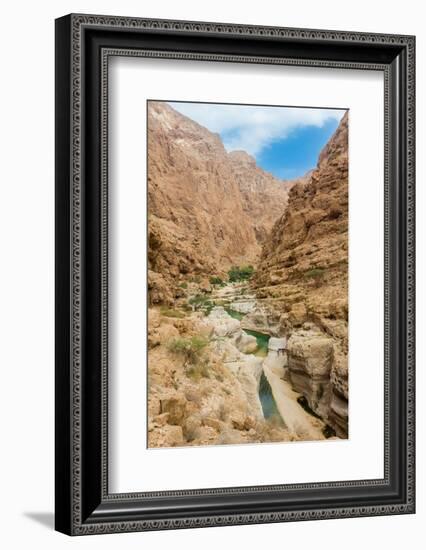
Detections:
[55, 13, 415, 535]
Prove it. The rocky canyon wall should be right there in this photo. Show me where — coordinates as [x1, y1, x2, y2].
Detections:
[147, 101, 291, 305]
[252, 112, 349, 437]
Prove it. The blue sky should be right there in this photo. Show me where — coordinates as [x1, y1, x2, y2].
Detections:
[169, 102, 346, 180]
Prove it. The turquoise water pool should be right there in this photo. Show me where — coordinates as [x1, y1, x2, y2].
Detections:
[243, 329, 269, 357]
[224, 307, 245, 321]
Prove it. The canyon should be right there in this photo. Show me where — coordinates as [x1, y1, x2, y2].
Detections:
[147, 101, 292, 305]
[147, 102, 348, 447]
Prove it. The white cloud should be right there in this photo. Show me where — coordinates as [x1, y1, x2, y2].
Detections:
[169, 102, 346, 157]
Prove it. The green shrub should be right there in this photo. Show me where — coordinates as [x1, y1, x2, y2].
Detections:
[179, 282, 188, 289]
[188, 294, 204, 306]
[304, 267, 325, 279]
[204, 303, 214, 316]
[224, 307, 244, 321]
[209, 276, 224, 286]
[186, 360, 210, 381]
[168, 335, 209, 365]
[160, 307, 186, 318]
[188, 294, 214, 315]
[228, 265, 254, 282]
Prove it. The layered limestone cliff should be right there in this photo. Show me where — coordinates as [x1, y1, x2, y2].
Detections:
[147, 101, 291, 305]
[228, 150, 294, 243]
[253, 112, 349, 437]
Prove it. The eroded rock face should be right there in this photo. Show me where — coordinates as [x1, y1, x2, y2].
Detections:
[253, 113, 349, 437]
[268, 337, 287, 352]
[148, 308, 292, 447]
[241, 305, 282, 336]
[147, 101, 291, 304]
[287, 331, 334, 420]
[159, 393, 187, 425]
[228, 150, 294, 244]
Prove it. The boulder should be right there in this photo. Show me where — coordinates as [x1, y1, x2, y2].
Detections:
[207, 307, 241, 337]
[236, 332, 258, 353]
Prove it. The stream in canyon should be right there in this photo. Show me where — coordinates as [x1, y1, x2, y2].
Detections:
[230, 324, 283, 422]
[232, 323, 282, 422]
[207, 283, 328, 440]
[148, 103, 348, 445]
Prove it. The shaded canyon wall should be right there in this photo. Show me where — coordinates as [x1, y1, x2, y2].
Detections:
[252, 112, 349, 436]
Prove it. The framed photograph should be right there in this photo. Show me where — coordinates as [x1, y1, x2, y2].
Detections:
[55, 14, 415, 535]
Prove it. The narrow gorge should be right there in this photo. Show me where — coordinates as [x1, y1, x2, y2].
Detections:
[147, 101, 348, 448]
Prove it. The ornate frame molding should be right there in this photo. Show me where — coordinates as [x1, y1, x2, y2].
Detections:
[55, 14, 415, 535]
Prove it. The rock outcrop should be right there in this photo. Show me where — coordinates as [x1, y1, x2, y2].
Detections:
[148, 307, 293, 448]
[253, 112, 349, 437]
[147, 101, 291, 304]
[286, 329, 334, 420]
[241, 304, 282, 336]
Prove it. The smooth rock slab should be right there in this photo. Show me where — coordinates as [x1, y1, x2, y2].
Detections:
[262, 354, 325, 440]
[230, 300, 256, 314]
[268, 337, 287, 351]
[206, 306, 241, 337]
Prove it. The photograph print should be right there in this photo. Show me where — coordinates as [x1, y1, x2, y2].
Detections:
[147, 100, 349, 449]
